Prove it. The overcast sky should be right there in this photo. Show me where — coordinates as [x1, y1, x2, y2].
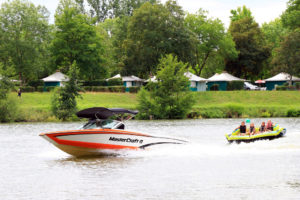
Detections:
[0, 0, 288, 27]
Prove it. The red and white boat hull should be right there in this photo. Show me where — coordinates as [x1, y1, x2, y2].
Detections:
[40, 129, 187, 157]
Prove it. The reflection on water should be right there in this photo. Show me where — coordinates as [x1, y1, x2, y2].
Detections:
[0, 118, 300, 200]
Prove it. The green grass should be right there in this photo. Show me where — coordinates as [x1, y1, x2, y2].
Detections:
[194, 91, 300, 107]
[9, 90, 300, 122]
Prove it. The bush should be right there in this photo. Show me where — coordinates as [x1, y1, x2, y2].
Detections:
[129, 86, 140, 93]
[51, 63, 81, 121]
[92, 86, 109, 92]
[227, 81, 244, 91]
[210, 84, 219, 91]
[20, 86, 35, 92]
[37, 86, 44, 92]
[0, 96, 18, 122]
[295, 82, 300, 90]
[81, 80, 107, 86]
[108, 86, 126, 92]
[287, 109, 300, 117]
[261, 111, 272, 118]
[107, 78, 123, 86]
[137, 55, 195, 119]
[45, 86, 56, 92]
[276, 86, 287, 90]
[28, 80, 44, 88]
[224, 104, 244, 118]
[0, 77, 19, 122]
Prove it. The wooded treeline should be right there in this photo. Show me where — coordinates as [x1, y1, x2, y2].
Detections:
[0, 0, 299, 85]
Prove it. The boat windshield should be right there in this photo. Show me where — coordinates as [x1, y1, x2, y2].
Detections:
[79, 119, 123, 130]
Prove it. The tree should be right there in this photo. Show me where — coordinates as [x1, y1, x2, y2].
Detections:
[137, 54, 195, 119]
[51, 62, 82, 121]
[281, 0, 300, 30]
[261, 19, 289, 78]
[230, 5, 253, 21]
[184, 9, 237, 76]
[123, 1, 195, 78]
[76, 0, 157, 22]
[272, 29, 300, 82]
[0, 76, 18, 122]
[86, 0, 109, 22]
[226, 6, 270, 80]
[52, 0, 107, 80]
[0, 0, 52, 84]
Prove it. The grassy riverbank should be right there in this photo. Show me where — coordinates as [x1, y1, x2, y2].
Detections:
[11, 91, 300, 122]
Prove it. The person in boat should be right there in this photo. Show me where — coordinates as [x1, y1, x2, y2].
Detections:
[259, 122, 266, 133]
[266, 120, 273, 131]
[238, 121, 247, 136]
[248, 123, 256, 136]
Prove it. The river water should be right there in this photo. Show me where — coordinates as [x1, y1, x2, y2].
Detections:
[0, 118, 299, 200]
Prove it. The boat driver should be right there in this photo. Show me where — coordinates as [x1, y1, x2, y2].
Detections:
[238, 121, 246, 136]
[96, 119, 102, 127]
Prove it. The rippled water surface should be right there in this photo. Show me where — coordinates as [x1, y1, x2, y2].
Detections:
[0, 118, 300, 200]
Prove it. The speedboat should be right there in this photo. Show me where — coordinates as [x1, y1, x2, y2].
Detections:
[225, 124, 286, 143]
[40, 107, 187, 157]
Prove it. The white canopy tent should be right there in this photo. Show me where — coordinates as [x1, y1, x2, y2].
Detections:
[264, 72, 300, 90]
[208, 72, 245, 82]
[42, 71, 69, 87]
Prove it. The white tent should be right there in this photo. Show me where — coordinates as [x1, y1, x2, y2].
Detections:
[42, 71, 69, 87]
[107, 74, 144, 87]
[265, 73, 300, 82]
[208, 72, 245, 82]
[264, 72, 300, 90]
[145, 72, 207, 91]
[207, 72, 245, 91]
[184, 72, 207, 91]
[106, 74, 121, 81]
[122, 75, 144, 87]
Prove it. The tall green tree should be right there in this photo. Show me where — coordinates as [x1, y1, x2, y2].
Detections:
[137, 54, 195, 119]
[272, 26, 300, 81]
[281, 0, 300, 30]
[51, 62, 82, 121]
[123, 1, 195, 77]
[52, 0, 106, 80]
[0, 0, 52, 84]
[270, 0, 300, 81]
[225, 6, 270, 80]
[98, 17, 129, 76]
[261, 19, 289, 78]
[184, 9, 237, 77]
[230, 5, 253, 21]
[76, 0, 156, 22]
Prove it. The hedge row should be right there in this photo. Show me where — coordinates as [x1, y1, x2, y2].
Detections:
[80, 78, 123, 86]
[82, 86, 126, 92]
[15, 86, 56, 92]
[82, 86, 140, 93]
[227, 81, 244, 91]
[17, 86, 140, 93]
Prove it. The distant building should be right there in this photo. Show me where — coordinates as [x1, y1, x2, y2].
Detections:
[107, 74, 144, 91]
[122, 75, 144, 87]
[184, 72, 207, 92]
[207, 72, 245, 91]
[42, 71, 69, 87]
[264, 73, 300, 90]
[145, 72, 207, 92]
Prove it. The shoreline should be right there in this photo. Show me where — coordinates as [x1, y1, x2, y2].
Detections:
[4, 90, 300, 123]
